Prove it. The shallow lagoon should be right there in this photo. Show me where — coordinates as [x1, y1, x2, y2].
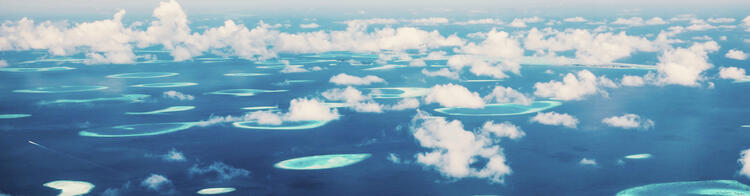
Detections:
[0, 66, 75, 72]
[434, 101, 562, 116]
[79, 122, 196, 137]
[616, 180, 750, 196]
[233, 120, 329, 130]
[368, 87, 430, 99]
[106, 72, 179, 78]
[130, 82, 198, 88]
[13, 86, 108, 93]
[0, 114, 31, 119]
[207, 89, 288, 96]
[197, 187, 236, 195]
[274, 153, 371, 170]
[40, 94, 150, 104]
[125, 106, 195, 115]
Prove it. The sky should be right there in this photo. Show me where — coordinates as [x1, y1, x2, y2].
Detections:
[1, 0, 748, 17]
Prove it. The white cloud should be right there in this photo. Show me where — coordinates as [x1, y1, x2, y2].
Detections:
[141, 174, 171, 191]
[718, 67, 750, 81]
[285, 98, 340, 121]
[322, 86, 384, 113]
[524, 28, 657, 65]
[280, 64, 308, 73]
[409, 59, 427, 67]
[534, 70, 617, 101]
[389, 98, 420, 111]
[621, 75, 646, 87]
[725, 49, 748, 60]
[483, 86, 533, 105]
[508, 17, 543, 28]
[161, 148, 186, 162]
[1, 2, 467, 63]
[579, 158, 597, 166]
[411, 112, 521, 183]
[387, 153, 406, 164]
[455, 18, 504, 25]
[740, 148, 750, 178]
[563, 17, 586, 23]
[421, 68, 459, 79]
[530, 112, 579, 128]
[602, 114, 654, 130]
[409, 17, 450, 26]
[481, 121, 525, 140]
[163, 90, 194, 101]
[744, 16, 750, 32]
[188, 161, 250, 182]
[196, 97, 339, 126]
[0, 60, 7, 67]
[654, 41, 719, 86]
[707, 17, 735, 23]
[611, 17, 667, 26]
[424, 51, 448, 60]
[425, 83, 484, 108]
[329, 73, 386, 86]
[299, 23, 320, 29]
[459, 29, 523, 74]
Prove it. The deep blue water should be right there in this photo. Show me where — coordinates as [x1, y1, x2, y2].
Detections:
[1, 16, 750, 195]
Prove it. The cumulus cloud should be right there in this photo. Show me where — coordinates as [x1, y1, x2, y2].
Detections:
[188, 161, 250, 182]
[654, 41, 719, 86]
[718, 67, 750, 81]
[524, 28, 657, 65]
[409, 17, 450, 26]
[508, 17, 543, 28]
[285, 98, 341, 121]
[579, 158, 597, 166]
[421, 68, 459, 79]
[140, 174, 172, 191]
[196, 97, 339, 126]
[411, 112, 522, 183]
[329, 73, 386, 85]
[611, 17, 667, 26]
[425, 83, 484, 108]
[280, 64, 308, 73]
[743, 16, 750, 32]
[621, 75, 646, 87]
[0, 1, 465, 63]
[530, 112, 579, 128]
[534, 70, 617, 101]
[455, 18, 504, 25]
[162, 90, 194, 101]
[725, 49, 748, 60]
[483, 86, 533, 105]
[388, 98, 420, 111]
[563, 17, 586, 23]
[299, 23, 319, 29]
[707, 17, 735, 23]
[322, 86, 383, 113]
[160, 148, 186, 162]
[0, 60, 7, 67]
[602, 114, 654, 130]
[458, 29, 523, 74]
[740, 148, 750, 178]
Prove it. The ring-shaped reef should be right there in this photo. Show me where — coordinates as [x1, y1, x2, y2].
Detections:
[232, 120, 330, 130]
[125, 106, 195, 115]
[130, 82, 198, 88]
[79, 122, 196, 137]
[0, 66, 75, 72]
[43, 180, 95, 196]
[0, 114, 31, 119]
[624, 153, 652, 160]
[106, 72, 179, 78]
[197, 187, 237, 195]
[616, 180, 750, 196]
[368, 87, 431, 99]
[274, 153, 372, 170]
[13, 85, 108, 93]
[207, 89, 287, 96]
[224, 73, 270, 77]
[434, 101, 562, 116]
[40, 94, 150, 104]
